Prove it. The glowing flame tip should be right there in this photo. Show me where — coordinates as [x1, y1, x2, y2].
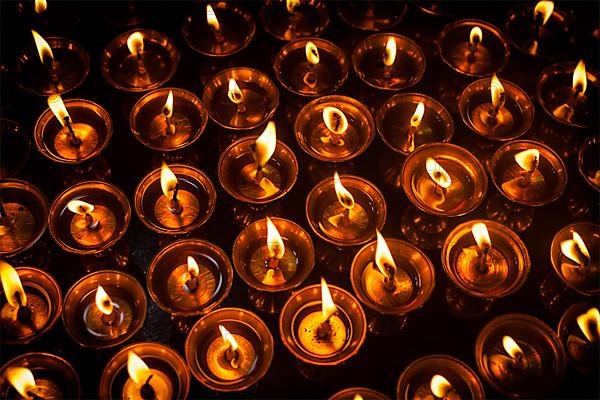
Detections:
[514, 149, 540, 173]
[31, 29, 54, 64]
[266, 217, 285, 260]
[254, 121, 277, 168]
[576, 307, 600, 343]
[206, 4, 221, 31]
[470, 26, 483, 46]
[127, 32, 144, 57]
[95, 285, 113, 316]
[573, 59, 587, 94]
[5, 367, 36, 398]
[502, 335, 524, 360]
[534, 1, 554, 26]
[320, 277, 338, 322]
[383, 37, 397, 67]
[426, 158, 452, 189]
[305, 41, 320, 65]
[127, 351, 152, 386]
[375, 229, 397, 279]
[333, 172, 355, 210]
[430, 374, 453, 399]
[219, 325, 239, 351]
[0, 260, 27, 308]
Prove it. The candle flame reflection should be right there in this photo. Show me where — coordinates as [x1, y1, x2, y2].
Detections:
[333, 172, 355, 210]
[470, 26, 483, 46]
[410, 102, 425, 128]
[160, 162, 179, 198]
[219, 325, 239, 352]
[375, 229, 397, 279]
[127, 32, 144, 57]
[573, 59, 587, 94]
[254, 121, 277, 168]
[0, 260, 27, 307]
[35, 0, 47, 15]
[323, 107, 348, 135]
[383, 37, 397, 67]
[491, 73, 506, 109]
[47, 94, 71, 127]
[5, 367, 36, 399]
[430, 374, 453, 398]
[206, 4, 220, 31]
[67, 199, 94, 215]
[560, 231, 590, 266]
[576, 307, 600, 343]
[425, 158, 452, 189]
[266, 217, 285, 260]
[31, 29, 54, 64]
[472, 222, 492, 251]
[514, 149, 540, 173]
[95, 285, 114, 316]
[502, 335, 524, 360]
[534, 1, 554, 25]
[305, 41, 320, 65]
[127, 351, 152, 386]
[320, 277, 338, 322]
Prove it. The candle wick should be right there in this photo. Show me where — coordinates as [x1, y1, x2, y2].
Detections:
[316, 319, 332, 339]
[26, 388, 45, 400]
[15, 291, 33, 323]
[100, 306, 118, 326]
[185, 274, 198, 292]
[63, 116, 82, 147]
[169, 183, 182, 214]
[140, 375, 156, 400]
[478, 244, 492, 274]
[383, 265, 397, 292]
[225, 346, 240, 369]
[84, 211, 99, 230]
[136, 52, 148, 76]
[405, 126, 416, 153]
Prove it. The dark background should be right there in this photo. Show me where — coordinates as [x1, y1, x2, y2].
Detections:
[1, 1, 599, 399]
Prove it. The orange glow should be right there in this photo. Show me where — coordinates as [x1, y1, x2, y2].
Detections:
[470, 26, 483, 46]
[127, 32, 144, 57]
[491, 73, 506, 109]
[206, 4, 221, 31]
[5, 367, 36, 398]
[375, 229, 397, 279]
[576, 307, 600, 343]
[160, 162, 178, 198]
[502, 335, 524, 360]
[333, 172, 355, 210]
[383, 37, 397, 67]
[514, 149, 540, 173]
[95, 285, 114, 316]
[219, 325, 239, 351]
[323, 106, 348, 135]
[163, 90, 174, 118]
[31, 29, 54, 64]
[187, 256, 199, 278]
[47, 94, 70, 127]
[560, 231, 590, 266]
[66, 199, 94, 216]
[426, 157, 452, 189]
[0, 260, 27, 308]
[573, 59, 587, 94]
[321, 277, 338, 322]
[534, 1, 554, 25]
[286, 0, 301, 13]
[227, 78, 244, 105]
[352, 395, 363, 400]
[305, 41, 320, 65]
[410, 102, 425, 128]
[254, 121, 277, 168]
[430, 374, 453, 398]
[472, 222, 492, 251]
[35, 0, 47, 15]
[266, 217, 285, 260]
[127, 351, 152, 386]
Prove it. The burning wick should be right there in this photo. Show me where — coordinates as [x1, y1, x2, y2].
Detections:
[6, 367, 43, 400]
[48, 94, 81, 147]
[375, 230, 398, 292]
[576, 307, 600, 343]
[227, 78, 247, 113]
[332, 171, 355, 225]
[383, 37, 397, 79]
[206, 4, 224, 44]
[303, 41, 320, 88]
[534, 1, 554, 29]
[430, 374, 456, 399]
[160, 162, 182, 214]
[514, 149, 540, 187]
[219, 325, 240, 369]
[251, 121, 277, 184]
[95, 285, 117, 326]
[487, 74, 506, 125]
[322, 106, 348, 146]
[286, 0, 301, 13]
[31, 30, 61, 88]
[317, 278, 338, 339]
[426, 157, 452, 196]
[162, 90, 176, 136]
[127, 351, 156, 400]
[127, 32, 147, 76]
[35, 0, 47, 15]
[185, 256, 200, 292]
[0, 260, 32, 324]
[552, 60, 587, 122]
[265, 217, 285, 271]
[67, 200, 99, 230]
[472, 222, 492, 273]
[502, 335, 525, 370]
[468, 26, 483, 63]
[560, 231, 590, 268]
[405, 101, 425, 153]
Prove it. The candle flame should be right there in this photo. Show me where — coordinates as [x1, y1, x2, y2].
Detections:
[323, 106, 348, 135]
[127, 351, 152, 386]
[127, 32, 144, 57]
[560, 231, 590, 266]
[219, 325, 239, 352]
[253, 121, 277, 168]
[472, 222, 492, 251]
[0, 260, 27, 308]
[576, 307, 600, 343]
[514, 149, 540, 173]
[160, 161, 179, 198]
[321, 277, 338, 322]
[286, 0, 301, 13]
[5, 367, 36, 399]
[266, 216, 285, 260]
[383, 37, 397, 67]
[206, 4, 221, 31]
[491, 73, 506, 109]
[187, 256, 199, 278]
[430, 374, 453, 399]
[470, 26, 483, 46]
[305, 41, 320, 65]
[47, 94, 71, 128]
[163, 90, 174, 118]
[410, 102, 425, 128]
[31, 29, 54, 64]
[353, 395, 363, 400]
[95, 285, 113, 316]
[426, 158, 452, 189]
[502, 335, 524, 360]
[34, 0, 47, 15]
[375, 229, 397, 279]
[534, 1, 554, 26]
[573, 59, 587, 94]
[333, 171, 355, 210]
[227, 78, 244, 105]
[66, 199, 95, 216]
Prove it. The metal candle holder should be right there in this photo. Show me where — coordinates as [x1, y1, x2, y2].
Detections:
[260, 0, 330, 41]
[336, 1, 407, 31]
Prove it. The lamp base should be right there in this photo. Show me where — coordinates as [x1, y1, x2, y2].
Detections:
[486, 192, 534, 232]
[247, 287, 289, 314]
[80, 239, 130, 273]
[366, 310, 407, 335]
[539, 272, 579, 315]
[315, 238, 356, 274]
[400, 205, 453, 250]
[170, 314, 197, 335]
[4, 240, 51, 270]
[444, 281, 493, 318]
[232, 201, 283, 228]
[62, 157, 112, 187]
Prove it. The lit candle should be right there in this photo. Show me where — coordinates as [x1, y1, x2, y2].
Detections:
[468, 26, 484, 63]
[34, 0, 47, 15]
[566, 307, 600, 365]
[81, 284, 132, 340]
[163, 253, 217, 312]
[227, 78, 246, 113]
[154, 162, 200, 228]
[560, 231, 590, 269]
[558, 230, 598, 288]
[428, 374, 460, 400]
[127, 31, 148, 78]
[206, 4, 224, 44]
[31, 29, 62, 90]
[321, 106, 348, 146]
[527, 1, 554, 54]
[575, 307, 600, 343]
[463, 222, 495, 274]
[122, 351, 173, 400]
[206, 324, 257, 380]
[303, 41, 320, 88]
[0, 261, 39, 332]
[5, 366, 62, 399]
[382, 36, 397, 78]
[488, 335, 529, 385]
[404, 101, 425, 153]
[552, 60, 587, 123]
[512, 148, 541, 188]
[425, 157, 453, 200]
[66, 198, 116, 247]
